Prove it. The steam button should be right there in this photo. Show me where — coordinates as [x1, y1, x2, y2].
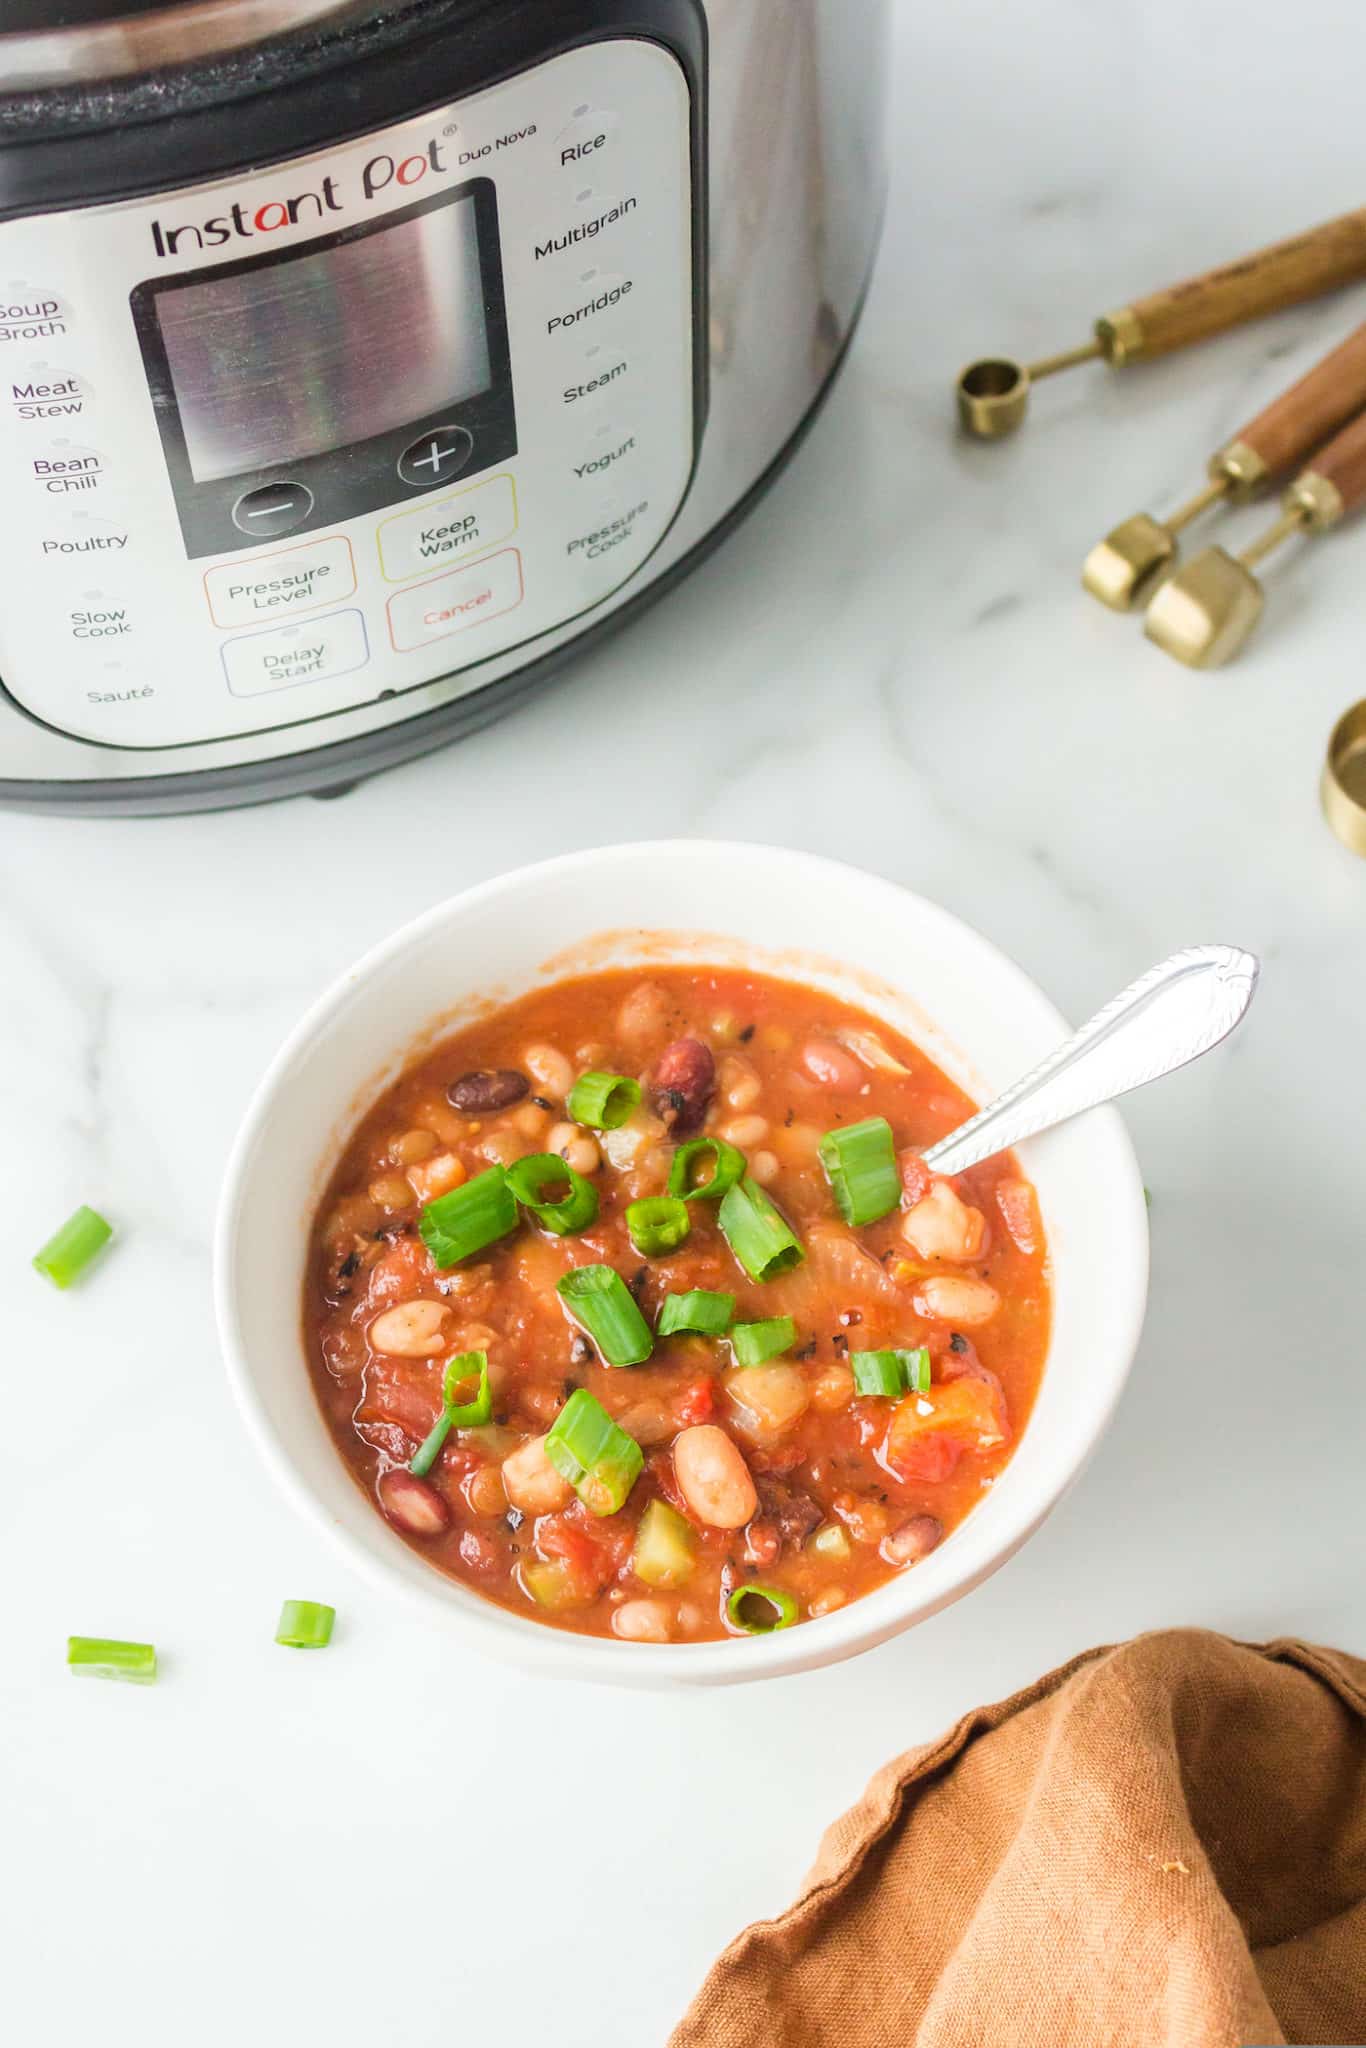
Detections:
[397, 426, 474, 489]
[232, 480, 313, 538]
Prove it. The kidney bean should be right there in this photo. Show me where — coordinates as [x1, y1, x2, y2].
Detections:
[880, 1514, 944, 1567]
[799, 1037, 864, 1091]
[377, 1467, 450, 1536]
[446, 1069, 529, 1113]
[650, 1037, 715, 1133]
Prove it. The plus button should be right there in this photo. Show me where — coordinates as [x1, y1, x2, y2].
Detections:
[397, 426, 474, 489]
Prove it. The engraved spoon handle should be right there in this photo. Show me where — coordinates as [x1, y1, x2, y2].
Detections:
[921, 944, 1260, 1178]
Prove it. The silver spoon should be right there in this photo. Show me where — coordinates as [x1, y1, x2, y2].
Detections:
[921, 944, 1260, 1178]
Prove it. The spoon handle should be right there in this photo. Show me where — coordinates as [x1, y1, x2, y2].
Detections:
[921, 944, 1259, 1179]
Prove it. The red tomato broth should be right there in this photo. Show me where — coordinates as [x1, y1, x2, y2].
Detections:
[303, 968, 1051, 1642]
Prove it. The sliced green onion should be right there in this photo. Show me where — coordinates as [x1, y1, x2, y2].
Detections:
[419, 1166, 518, 1267]
[34, 1205, 113, 1290]
[443, 1349, 492, 1426]
[851, 1346, 933, 1398]
[657, 1289, 735, 1337]
[632, 1498, 698, 1588]
[557, 1264, 654, 1367]
[409, 1349, 493, 1473]
[506, 1152, 599, 1235]
[718, 1178, 805, 1282]
[67, 1636, 156, 1684]
[275, 1600, 335, 1649]
[626, 1195, 691, 1257]
[818, 1116, 901, 1227]
[408, 1413, 452, 1477]
[731, 1316, 797, 1368]
[667, 1136, 746, 1203]
[726, 1583, 799, 1634]
[566, 1070, 642, 1130]
[808, 1522, 852, 1563]
[545, 1388, 643, 1516]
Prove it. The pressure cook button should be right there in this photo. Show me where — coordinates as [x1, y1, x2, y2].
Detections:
[397, 426, 474, 489]
[232, 480, 313, 538]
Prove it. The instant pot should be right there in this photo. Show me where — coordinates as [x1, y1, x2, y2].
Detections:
[0, 0, 888, 812]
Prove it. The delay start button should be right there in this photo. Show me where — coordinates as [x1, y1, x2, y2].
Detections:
[221, 609, 369, 698]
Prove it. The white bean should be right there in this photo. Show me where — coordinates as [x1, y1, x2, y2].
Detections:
[748, 1148, 780, 1186]
[672, 1425, 758, 1529]
[546, 1119, 601, 1176]
[612, 1598, 674, 1642]
[916, 1275, 1000, 1326]
[901, 1180, 987, 1263]
[369, 1299, 448, 1357]
[718, 1113, 769, 1149]
[524, 1043, 573, 1098]
[719, 1056, 762, 1111]
[501, 1434, 574, 1514]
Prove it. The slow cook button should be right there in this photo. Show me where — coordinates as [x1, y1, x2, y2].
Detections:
[386, 547, 524, 653]
[377, 472, 517, 582]
[221, 610, 369, 698]
[203, 535, 356, 629]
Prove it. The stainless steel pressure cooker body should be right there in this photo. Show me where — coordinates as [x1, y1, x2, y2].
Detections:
[0, 0, 889, 811]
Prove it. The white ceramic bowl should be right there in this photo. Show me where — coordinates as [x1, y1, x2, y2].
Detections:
[215, 841, 1148, 1685]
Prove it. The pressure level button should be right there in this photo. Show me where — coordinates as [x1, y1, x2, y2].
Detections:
[231, 480, 314, 538]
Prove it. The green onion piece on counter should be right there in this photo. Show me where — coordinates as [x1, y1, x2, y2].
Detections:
[275, 1600, 335, 1649]
[67, 1636, 157, 1685]
[545, 1388, 643, 1516]
[657, 1289, 735, 1337]
[626, 1195, 691, 1257]
[731, 1316, 797, 1368]
[566, 1070, 642, 1130]
[557, 1264, 654, 1367]
[718, 1178, 805, 1282]
[807, 1523, 852, 1563]
[726, 1583, 799, 1635]
[851, 1346, 933, 1398]
[419, 1167, 518, 1267]
[506, 1152, 599, 1235]
[818, 1116, 901, 1228]
[667, 1136, 746, 1203]
[33, 1205, 113, 1290]
[632, 1498, 698, 1589]
[443, 1349, 492, 1426]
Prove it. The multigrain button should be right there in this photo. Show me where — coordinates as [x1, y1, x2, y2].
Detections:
[386, 547, 523, 653]
[396, 425, 474, 489]
[204, 535, 356, 629]
[378, 473, 517, 582]
[231, 479, 313, 538]
[221, 610, 369, 697]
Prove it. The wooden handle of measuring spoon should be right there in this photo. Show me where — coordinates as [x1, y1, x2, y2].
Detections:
[1301, 407, 1366, 517]
[1235, 321, 1366, 477]
[1107, 208, 1366, 363]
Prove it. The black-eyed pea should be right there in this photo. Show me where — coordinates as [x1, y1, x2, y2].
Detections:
[524, 1043, 573, 1098]
[611, 1598, 674, 1642]
[369, 1299, 449, 1357]
[547, 1120, 601, 1176]
[512, 1101, 552, 1141]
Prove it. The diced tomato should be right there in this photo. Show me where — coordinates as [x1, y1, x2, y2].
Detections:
[536, 1513, 600, 1576]
[676, 1377, 714, 1427]
[996, 1178, 1041, 1255]
[885, 1375, 1009, 1483]
[366, 1234, 436, 1308]
[354, 1361, 442, 1439]
[899, 1150, 931, 1207]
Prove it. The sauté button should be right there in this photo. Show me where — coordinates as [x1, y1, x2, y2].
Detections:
[386, 547, 524, 652]
[231, 480, 313, 538]
[221, 609, 369, 697]
[377, 473, 517, 582]
[396, 426, 474, 489]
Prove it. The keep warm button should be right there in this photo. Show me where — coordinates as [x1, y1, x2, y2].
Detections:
[387, 548, 524, 652]
[222, 610, 369, 697]
[378, 473, 517, 582]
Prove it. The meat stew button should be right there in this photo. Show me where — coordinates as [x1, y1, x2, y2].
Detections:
[386, 547, 524, 652]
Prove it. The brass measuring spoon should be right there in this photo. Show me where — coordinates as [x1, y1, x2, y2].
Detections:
[956, 206, 1366, 439]
[1083, 320, 1366, 609]
[1144, 408, 1366, 667]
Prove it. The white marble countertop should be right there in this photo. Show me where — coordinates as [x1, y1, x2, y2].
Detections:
[6, 6, 1366, 2044]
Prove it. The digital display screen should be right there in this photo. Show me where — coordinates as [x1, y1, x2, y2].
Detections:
[153, 195, 493, 482]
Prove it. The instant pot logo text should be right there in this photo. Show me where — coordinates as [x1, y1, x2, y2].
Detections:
[148, 133, 500, 258]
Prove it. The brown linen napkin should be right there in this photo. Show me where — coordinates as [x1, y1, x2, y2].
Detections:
[671, 1629, 1366, 2048]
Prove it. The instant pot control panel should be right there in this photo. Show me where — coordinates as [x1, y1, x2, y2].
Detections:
[0, 40, 695, 749]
